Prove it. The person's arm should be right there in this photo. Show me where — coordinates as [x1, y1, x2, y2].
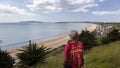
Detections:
[64, 44, 70, 65]
[81, 57, 84, 68]
[82, 43, 84, 68]
[80, 42, 84, 68]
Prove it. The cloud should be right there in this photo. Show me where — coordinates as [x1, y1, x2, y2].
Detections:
[27, 0, 103, 13]
[92, 10, 120, 15]
[99, 0, 104, 2]
[0, 3, 34, 16]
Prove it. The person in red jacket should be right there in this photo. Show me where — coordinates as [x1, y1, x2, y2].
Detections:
[64, 30, 84, 68]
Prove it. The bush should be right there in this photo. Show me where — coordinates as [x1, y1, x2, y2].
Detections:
[17, 42, 50, 68]
[101, 37, 110, 44]
[78, 30, 97, 49]
[108, 29, 120, 41]
[0, 49, 14, 68]
[100, 29, 120, 44]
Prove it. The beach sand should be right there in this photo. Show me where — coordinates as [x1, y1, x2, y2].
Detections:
[8, 23, 97, 60]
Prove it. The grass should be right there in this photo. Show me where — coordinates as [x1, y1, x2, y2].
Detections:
[85, 41, 120, 68]
[116, 26, 120, 30]
[36, 41, 120, 68]
[36, 45, 65, 68]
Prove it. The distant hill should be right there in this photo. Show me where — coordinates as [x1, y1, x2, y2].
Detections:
[20, 21, 43, 23]
[0, 21, 120, 23]
[56, 21, 120, 24]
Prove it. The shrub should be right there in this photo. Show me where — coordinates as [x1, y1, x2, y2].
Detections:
[78, 30, 97, 49]
[101, 29, 120, 44]
[17, 42, 50, 68]
[108, 29, 120, 41]
[0, 49, 14, 68]
[101, 36, 110, 44]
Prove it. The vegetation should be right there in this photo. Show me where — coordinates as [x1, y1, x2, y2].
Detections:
[36, 45, 65, 68]
[78, 30, 97, 49]
[101, 36, 110, 44]
[35, 41, 120, 68]
[115, 26, 120, 30]
[101, 29, 120, 44]
[108, 29, 120, 41]
[0, 49, 14, 68]
[85, 41, 120, 68]
[17, 42, 50, 68]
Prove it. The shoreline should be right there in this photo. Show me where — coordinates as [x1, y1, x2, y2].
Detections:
[8, 23, 97, 60]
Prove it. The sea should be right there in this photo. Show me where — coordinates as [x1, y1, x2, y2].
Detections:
[0, 22, 90, 50]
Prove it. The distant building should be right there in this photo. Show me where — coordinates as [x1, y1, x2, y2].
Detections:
[93, 24, 114, 38]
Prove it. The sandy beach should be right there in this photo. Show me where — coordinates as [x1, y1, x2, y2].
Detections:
[8, 23, 97, 60]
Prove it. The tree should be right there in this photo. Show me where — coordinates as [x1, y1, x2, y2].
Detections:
[101, 36, 110, 44]
[17, 42, 50, 68]
[0, 49, 14, 68]
[101, 29, 120, 44]
[78, 30, 97, 49]
[108, 29, 120, 41]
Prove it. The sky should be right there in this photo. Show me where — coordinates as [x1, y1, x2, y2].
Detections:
[0, 0, 120, 22]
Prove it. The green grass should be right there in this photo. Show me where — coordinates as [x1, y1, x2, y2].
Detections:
[116, 26, 120, 30]
[36, 45, 65, 68]
[36, 41, 120, 68]
[85, 41, 120, 68]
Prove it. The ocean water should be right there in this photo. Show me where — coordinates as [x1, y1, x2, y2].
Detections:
[0, 23, 90, 50]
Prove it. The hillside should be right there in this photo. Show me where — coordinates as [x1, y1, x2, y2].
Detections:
[85, 41, 120, 68]
[36, 41, 120, 68]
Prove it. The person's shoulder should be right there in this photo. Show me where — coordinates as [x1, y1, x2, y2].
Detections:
[77, 41, 82, 44]
[66, 42, 71, 47]
[77, 41, 83, 46]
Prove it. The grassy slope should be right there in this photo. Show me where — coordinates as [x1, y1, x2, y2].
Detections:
[85, 41, 120, 68]
[36, 41, 120, 68]
[36, 45, 65, 68]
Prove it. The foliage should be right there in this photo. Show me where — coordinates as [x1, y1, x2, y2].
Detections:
[78, 30, 97, 49]
[17, 42, 50, 68]
[107, 29, 120, 41]
[101, 29, 120, 44]
[36, 45, 65, 68]
[0, 49, 14, 68]
[101, 36, 111, 44]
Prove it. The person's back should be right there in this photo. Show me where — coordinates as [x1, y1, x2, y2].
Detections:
[64, 30, 84, 68]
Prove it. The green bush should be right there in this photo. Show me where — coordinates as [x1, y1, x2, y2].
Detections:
[108, 29, 120, 41]
[0, 49, 14, 68]
[101, 29, 120, 44]
[78, 30, 97, 49]
[101, 37, 110, 44]
[17, 42, 50, 68]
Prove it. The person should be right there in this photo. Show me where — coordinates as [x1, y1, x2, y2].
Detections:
[64, 30, 84, 68]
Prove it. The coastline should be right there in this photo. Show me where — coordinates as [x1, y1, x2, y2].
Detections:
[8, 23, 97, 60]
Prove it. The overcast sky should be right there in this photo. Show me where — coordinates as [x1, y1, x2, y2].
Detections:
[0, 0, 120, 22]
